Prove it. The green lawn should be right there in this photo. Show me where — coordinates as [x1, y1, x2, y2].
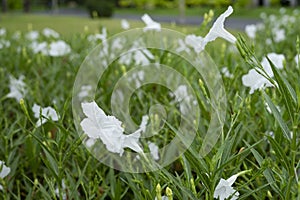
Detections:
[0, 14, 198, 36]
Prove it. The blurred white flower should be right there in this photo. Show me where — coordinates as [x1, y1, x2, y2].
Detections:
[55, 180, 67, 200]
[185, 34, 205, 53]
[204, 6, 236, 44]
[148, 141, 159, 160]
[266, 38, 272, 45]
[245, 24, 257, 39]
[0, 28, 6, 36]
[42, 28, 60, 38]
[30, 41, 48, 55]
[213, 174, 239, 200]
[128, 70, 145, 88]
[7, 75, 27, 102]
[154, 196, 168, 200]
[173, 85, 191, 102]
[0, 39, 10, 49]
[265, 102, 281, 114]
[176, 38, 191, 53]
[78, 85, 93, 100]
[49, 40, 71, 57]
[87, 27, 107, 42]
[273, 28, 285, 43]
[26, 31, 39, 40]
[80, 101, 143, 156]
[221, 67, 233, 78]
[295, 55, 299, 67]
[32, 104, 59, 127]
[141, 14, 161, 32]
[121, 19, 130, 30]
[0, 161, 10, 191]
[242, 53, 285, 94]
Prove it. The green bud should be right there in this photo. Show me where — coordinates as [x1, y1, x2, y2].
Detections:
[166, 187, 173, 200]
[156, 183, 162, 200]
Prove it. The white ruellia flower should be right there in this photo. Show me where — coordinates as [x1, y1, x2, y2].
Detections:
[141, 14, 161, 32]
[242, 53, 285, 94]
[0, 28, 6, 36]
[185, 34, 205, 53]
[32, 104, 59, 127]
[245, 24, 257, 39]
[49, 40, 71, 57]
[173, 85, 192, 102]
[148, 141, 159, 160]
[42, 28, 60, 38]
[7, 75, 27, 102]
[26, 31, 39, 40]
[87, 27, 107, 42]
[204, 6, 236, 44]
[154, 196, 168, 200]
[295, 55, 299, 67]
[221, 67, 233, 78]
[0, 161, 11, 191]
[121, 19, 130, 30]
[54, 180, 67, 200]
[265, 102, 281, 114]
[30, 41, 48, 55]
[176, 38, 191, 53]
[78, 85, 93, 100]
[273, 28, 285, 43]
[0, 39, 10, 49]
[213, 174, 239, 200]
[80, 101, 143, 156]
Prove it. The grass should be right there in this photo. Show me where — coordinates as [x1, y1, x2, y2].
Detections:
[0, 14, 198, 36]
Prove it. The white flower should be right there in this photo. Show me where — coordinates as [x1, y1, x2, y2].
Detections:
[133, 49, 154, 66]
[0, 161, 11, 191]
[185, 34, 205, 53]
[213, 174, 239, 200]
[87, 27, 107, 42]
[26, 31, 39, 40]
[138, 115, 148, 133]
[55, 180, 67, 200]
[0, 28, 6, 36]
[32, 104, 59, 127]
[173, 85, 191, 102]
[242, 53, 285, 94]
[265, 102, 281, 114]
[204, 6, 236, 44]
[245, 24, 257, 39]
[295, 55, 299, 67]
[273, 28, 285, 43]
[221, 67, 233, 78]
[121, 19, 130, 30]
[154, 196, 168, 200]
[7, 75, 27, 102]
[30, 41, 48, 55]
[78, 85, 93, 100]
[80, 101, 143, 156]
[176, 38, 191, 53]
[42, 28, 60, 38]
[0, 39, 10, 49]
[148, 142, 159, 160]
[49, 40, 71, 57]
[141, 14, 161, 32]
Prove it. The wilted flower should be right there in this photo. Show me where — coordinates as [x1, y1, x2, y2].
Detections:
[121, 19, 130, 30]
[141, 14, 161, 32]
[213, 174, 239, 200]
[80, 101, 143, 156]
[49, 40, 71, 57]
[0, 161, 11, 191]
[32, 104, 59, 127]
[7, 75, 27, 102]
[26, 31, 39, 40]
[204, 6, 236, 44]
[42, 28, 60, 38]
[245, 24, 257, 39]
[148, 141, 159, 160]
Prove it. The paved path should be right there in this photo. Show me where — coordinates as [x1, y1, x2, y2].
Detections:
[36, 8, 261, 30]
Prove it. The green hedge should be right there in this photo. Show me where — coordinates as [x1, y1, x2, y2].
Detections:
[86, 0, 115, 18]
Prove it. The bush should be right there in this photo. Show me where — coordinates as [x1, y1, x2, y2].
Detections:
[86, 0, 114, 18]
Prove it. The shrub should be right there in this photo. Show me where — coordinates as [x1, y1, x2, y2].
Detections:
[86, 0, 114, 18]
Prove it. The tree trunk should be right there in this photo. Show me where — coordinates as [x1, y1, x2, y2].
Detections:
[2, 0, 7, 12]
[179, 0, 185, 24]
[23, 0, 30, 13]
[52, 0, 58, 13]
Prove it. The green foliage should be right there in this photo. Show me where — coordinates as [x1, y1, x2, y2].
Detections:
[86, 0, 115, 18]
[8, 0, 22, 10]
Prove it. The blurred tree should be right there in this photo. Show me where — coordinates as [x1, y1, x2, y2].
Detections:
[23, 0, 30, 12]
[2, 0, 8, 12]
[179, 0, 185, 23]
